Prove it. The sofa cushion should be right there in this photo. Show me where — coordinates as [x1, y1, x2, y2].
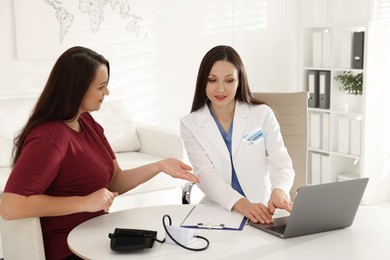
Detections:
[0, 167, 11, 191]
[0, 98, 141, 167]
[0, 98, 36, 168]
[90, 100, 141, 153]
[115, 152, 186, 195]
[109, 187, 182, 213]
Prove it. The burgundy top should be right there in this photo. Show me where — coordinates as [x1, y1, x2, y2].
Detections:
[5, 112, 116, 259]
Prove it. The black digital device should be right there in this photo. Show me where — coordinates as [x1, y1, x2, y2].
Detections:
[108, 228, 158, 251]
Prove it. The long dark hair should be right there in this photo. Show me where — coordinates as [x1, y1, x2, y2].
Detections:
[190, 45, 264, 112]
[12, 46, 110, 166]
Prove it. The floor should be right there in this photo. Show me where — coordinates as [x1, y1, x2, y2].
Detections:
[367, 200, 390, 209]
[0, 200, 389, 258]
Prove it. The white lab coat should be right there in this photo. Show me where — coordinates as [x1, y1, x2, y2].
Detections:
[180, 101, 295, 210]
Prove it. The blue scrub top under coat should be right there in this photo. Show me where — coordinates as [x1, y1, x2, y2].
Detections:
[209, 107, 246, 197]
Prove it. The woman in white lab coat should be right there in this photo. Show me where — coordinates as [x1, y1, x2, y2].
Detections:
[180, 45, 295, 224]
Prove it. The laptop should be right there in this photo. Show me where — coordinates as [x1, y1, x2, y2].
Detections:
[248, 178, 369, 238]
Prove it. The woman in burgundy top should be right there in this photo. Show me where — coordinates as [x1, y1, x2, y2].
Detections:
[0, 46, 199, 259]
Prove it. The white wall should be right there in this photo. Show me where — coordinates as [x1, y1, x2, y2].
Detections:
[0, 0, 298, 130]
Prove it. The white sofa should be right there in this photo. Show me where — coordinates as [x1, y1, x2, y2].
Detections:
[0, 97, 187, 212]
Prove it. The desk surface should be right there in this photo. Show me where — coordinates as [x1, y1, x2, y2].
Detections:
[68, 204, 390, 260]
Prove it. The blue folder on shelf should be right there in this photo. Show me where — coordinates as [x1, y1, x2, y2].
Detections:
[180, 205, 247, 231]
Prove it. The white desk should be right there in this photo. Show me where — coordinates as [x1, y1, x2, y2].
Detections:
[68, 204, 390, 260]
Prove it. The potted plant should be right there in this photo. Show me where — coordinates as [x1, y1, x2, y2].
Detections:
[334, 71, 363, 112]
[334, 71, 363, 95]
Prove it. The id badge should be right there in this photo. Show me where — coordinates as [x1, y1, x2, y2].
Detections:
[242, 127, 265, 148]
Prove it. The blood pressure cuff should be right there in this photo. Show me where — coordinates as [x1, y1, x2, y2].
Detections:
[108, 228, 157, 251]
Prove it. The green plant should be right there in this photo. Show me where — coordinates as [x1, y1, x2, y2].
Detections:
[334, 71, 363, 95]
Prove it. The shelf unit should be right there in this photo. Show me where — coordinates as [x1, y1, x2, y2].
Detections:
[298, 0, 390, 204]
[303, 26, 366, 185]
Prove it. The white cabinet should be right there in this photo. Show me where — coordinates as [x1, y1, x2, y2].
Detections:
[298, 0, 390, 203]
[303, 26, 365, 185]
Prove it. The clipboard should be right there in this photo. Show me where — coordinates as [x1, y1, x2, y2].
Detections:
[180, 205, 247, 231]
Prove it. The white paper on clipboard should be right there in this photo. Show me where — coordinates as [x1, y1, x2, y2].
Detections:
[180, 204, 246, 230]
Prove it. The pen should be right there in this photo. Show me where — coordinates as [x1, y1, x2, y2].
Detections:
[197, 223, 225, 229]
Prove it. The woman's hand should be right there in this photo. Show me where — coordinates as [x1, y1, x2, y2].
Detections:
[83, 188, 118, 213]
[232, 197, 274, 224]
[267, 188, 293, 214]
[157, 158, 200, 183]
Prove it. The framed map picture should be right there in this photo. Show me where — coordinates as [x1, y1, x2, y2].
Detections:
[14, 0, 145, 60]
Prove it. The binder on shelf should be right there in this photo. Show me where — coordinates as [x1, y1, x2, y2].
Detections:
[320, 154, 331, 184]
[309, 112, 322, 149]
[321, 113, 330, 151]
[350, 118, 362, 156]
[352, 31, 364, 69]
[307, 71, 319, 108]
[338, 117, 350, 154]
[310, 152, 321, 185]
[322, 30, 332, 68]
[319, 71, 330, 109]
[312, 31, 323, 67]
[340, 31, 353, 69]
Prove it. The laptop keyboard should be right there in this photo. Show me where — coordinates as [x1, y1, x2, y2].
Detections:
[266, 225, 286, 234]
